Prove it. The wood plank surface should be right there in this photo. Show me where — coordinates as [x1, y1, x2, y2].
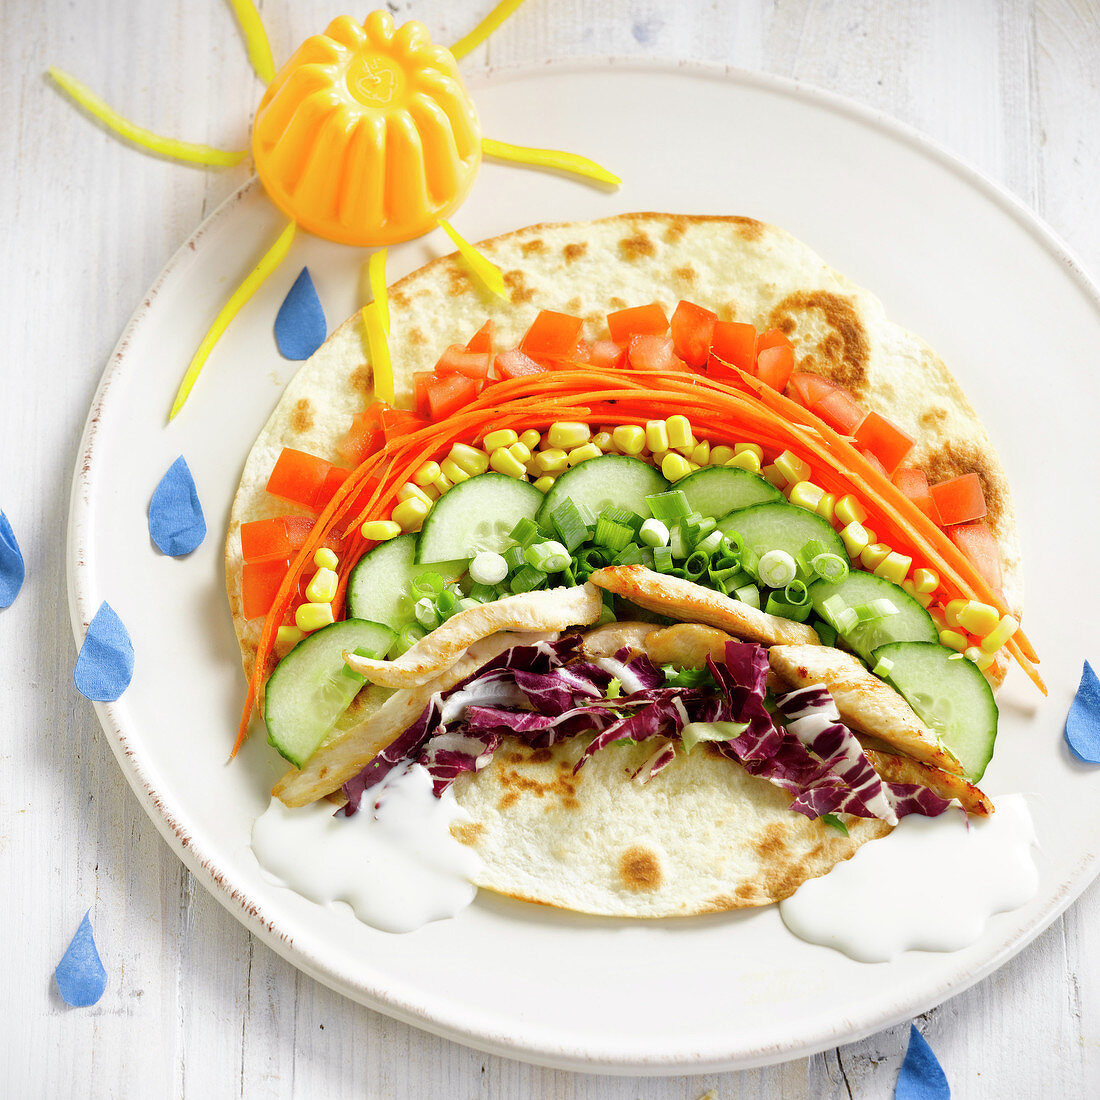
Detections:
[2, 1, 1099, 1095]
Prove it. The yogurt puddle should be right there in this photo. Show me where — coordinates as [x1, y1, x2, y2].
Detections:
[251, 762, 482, 933]
[780, 794, 1038, 962]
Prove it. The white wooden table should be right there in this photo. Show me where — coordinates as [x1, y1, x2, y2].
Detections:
[3, 1, 1099, 1095]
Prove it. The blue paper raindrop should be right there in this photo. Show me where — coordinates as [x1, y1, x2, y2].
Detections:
[1065, 661, 1100, 763]
[74, 601, 134, 702]
[896, 1024, 950, 1100]
[0, 510, 25, 607]
[55, 911, 108, 1007]
[148, 455, 206, 556]
[275, 267, 326, 360]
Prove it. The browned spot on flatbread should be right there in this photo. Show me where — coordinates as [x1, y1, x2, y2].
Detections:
[408, 328, 427, 346]
[290, 398, 313, 433]
[920, 407, 948, 428]
[735, 882, 758, 901]
[754, 822, 790, 861]
[673, 265, 696, 283]
[498, 791, 519, 810]
[563, 242, 587, 262]
[498, 766, 577, 808]
[450, 821, 483, 846]
[521, 238, 545, 255]
[504, 270, 534, 304]
[697, 893, 738, 913]
[350, 365, 373, 394]
[391, 290, 410, 308]
[920, 439, 1006, 531]
[529, 747, 554, 764]
[661, 213, 763, 243]
[566, 296, 583, 314]
[768, 291, 870, 396]
[608, 296, 627, 310]
[619, 232, 656, 260]
[619, 845, 662, 891]
[447, 266, 472, 296]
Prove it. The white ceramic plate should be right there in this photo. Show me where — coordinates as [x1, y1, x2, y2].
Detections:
[68, 61, 1100, 1074]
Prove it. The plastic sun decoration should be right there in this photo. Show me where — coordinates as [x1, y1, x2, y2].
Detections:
[48, 0, 619, 421]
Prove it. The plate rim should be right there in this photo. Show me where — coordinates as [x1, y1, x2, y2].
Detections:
[66, 56, 1100, 1074]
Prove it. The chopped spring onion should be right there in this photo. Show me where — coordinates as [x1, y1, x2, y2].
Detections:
[852, 599, 900, 622]
[435, 588, 459, 616]
[613, 543, 645, 567]
[510, 564, 548, 593]
[455, 597, 482, 613]
[503, 545, 526, 572]
[811, 552, 849, 583]
[646, 490, 691, 525]
[470, 551, 508, 586]
[593, 517, 633, 552]
[653, 546, 675, 573]
[735, 584, 761, 609]
[783, 579, 810, 607]
[639, 518, 670, 547]
[764, 592, 813, 622]
[509, 516, 541, 546]
[389, 622, 426, 658]
[683, 550, 709, 579]
[525, 540, 570, 573]
[549, 499, 589, 552]
[695, 529, 724, 557]
[414, 598, 440, 630]
[669, 526, 690, 560]
[467, 580, 503, 603]
[821, 594, 859, 634]
[411, 571, 445, 598]
[758, 549, 798, 589]
[602, 506, 643, 531]
[872, 656, 895, 678]
[813, 618, 838, 648]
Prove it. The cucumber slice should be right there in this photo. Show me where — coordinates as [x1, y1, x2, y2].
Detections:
[347, 534, 465, 630]
[264, 618, 396, 767]
[416, 473, 543, 563]
[537, 455, 669, 525]
[874, 641, 998, 781]
[676, 466, 782, 519]
[718, 502, 848, 575]
[808, 571, 937, 662]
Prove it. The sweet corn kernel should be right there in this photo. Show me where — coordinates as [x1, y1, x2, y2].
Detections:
[483, 428, 518, 450]
[524, 457, 542, 477]
[726, 450, 761, 474]
[687, 460, 701, 472]
[520, 429, 541, 450]
[980, 614, 1019, 654]
[613, 425, 646, 455]
[396, 481, 432, 506]
[276, 625, 303, 648]
[775, 450, 811, 487]
[874, 550, 912, 585]
[662, 452, 692, 481]
[735, 442, 764, 462]
[862, 527, 878, 547]
[650, 449, 669, 468]
[762, 463, 786, 488]
[305, 567, 338, 603]
[413, 460, 441, 487]
[939, 629, 968, 652]
[431, 471, 454, 496]
[313, 547, 339, 571]
[440, 458, 471, 485]
[360, 519, 401, 541]
[691, 440, 711, 465]
[788, 481, 825, 512]
[834, 495, 867, 528]
[548, 421, 590, 449]
[861, 542, 891, 570]
[449, 443, 489, 476]
[295, 601, 334, 632]
[533, 475, 556, 493]
[490, 447, 528, 478]
[816, 493, 836, 524]
[392, 496, 431, 532]
[956, 600, 1000, 635]
[710, 445, 735, 465]
[507, 442, 531, 466]
[568, 442, 602, 466]
[944, 599, 967, 629]
[645, 420, 669, 453]
[665, 414, 695, 453]
[929, 607, 948, 632]
[533, 448, 568, 475]
[965, 645, 995, 671]
[912, 568, 939, 594]
[840, 521, 870, 558]
[901, 580, 935, 608]
[593, 431, 615, 452]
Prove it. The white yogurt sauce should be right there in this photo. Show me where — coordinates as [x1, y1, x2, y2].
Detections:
[779, 794, 1038, 962]
[251, 763, 482, 933]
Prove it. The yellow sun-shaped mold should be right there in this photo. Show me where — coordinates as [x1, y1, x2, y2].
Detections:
[252, 11, 482, 246]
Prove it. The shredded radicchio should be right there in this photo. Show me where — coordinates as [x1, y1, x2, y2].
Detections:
[341, 635, 952, 825]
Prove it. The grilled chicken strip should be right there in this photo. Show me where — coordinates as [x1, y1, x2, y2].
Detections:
[865, 749, 993, 816]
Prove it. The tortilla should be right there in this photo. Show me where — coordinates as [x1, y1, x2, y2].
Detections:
[226, 212, 1019, 916]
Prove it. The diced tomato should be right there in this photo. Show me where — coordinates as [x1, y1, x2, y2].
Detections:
[670, 301, 717, 368]
[380, 406, 429, 441]
[337, 411, 382, 465]
[571, 339, 592, 364]
[929, 472, 987, 526]
[588, 340, 626, 369]
[756, 327, 792, 353]
[316, 464, 351, 507]
[465, 320, 494, 354]
[853, 411, 915, 475]
[495, 349, 546, 379]
[892, 467, 940, 523]
[787, 371, 839, 409]
[710, 321, 757, 371]
[240, 515, 315, 563]
[815, 389, 867, 434]
[627, 334, 685, 372]
[266, 448, 333, 509]
[857, 446, 888, 479]
[241, 557, 291, 620]
[426, 372, 479, 419]
[413, 371, 434, 416]
[520, 310, 584, 360]
[947, 522, 1002, 590]
[435, 344, 492, 379]
[607, 303, 669, 344]
[755, 345, 794, 392]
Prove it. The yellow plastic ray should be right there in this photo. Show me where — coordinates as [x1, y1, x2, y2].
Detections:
[450, 0, 529, 60]
[362, 301, 394, 404]
[368, 248, 390, 334]
[228, 0, 276, 84]
[481, 137, 621, 188]
[47, 68, 248, 167]
[169, 220, 296, 421]
[438, 220, 508, 299]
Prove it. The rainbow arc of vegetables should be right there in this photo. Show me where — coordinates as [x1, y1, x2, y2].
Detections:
[45, 0, 620, 420]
